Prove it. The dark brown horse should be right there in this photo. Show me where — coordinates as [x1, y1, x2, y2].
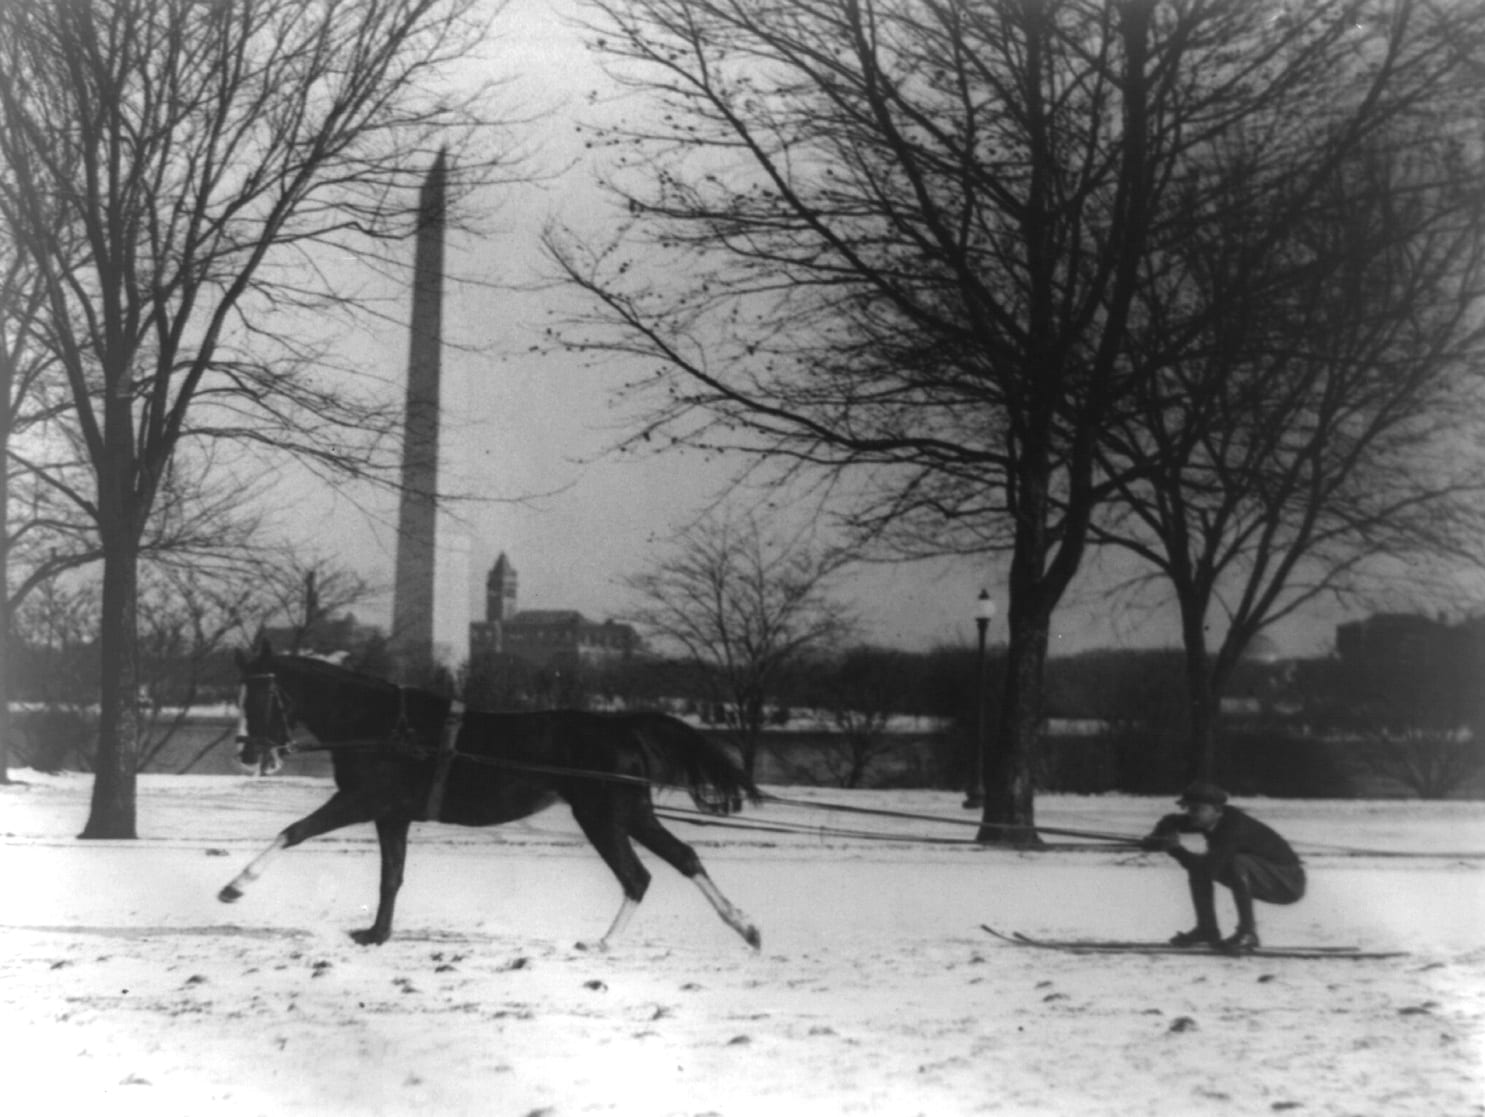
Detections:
[220, 643, 761, 949]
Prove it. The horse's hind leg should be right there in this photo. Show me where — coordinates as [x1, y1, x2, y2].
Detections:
[630, 810, 761, 950]
[569, 805, 652, 951]
[218, 790, 379, 904]
[351, 817, 411, 946]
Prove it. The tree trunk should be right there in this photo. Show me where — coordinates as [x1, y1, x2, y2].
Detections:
[0, 464, 11, 784]
[80, 382, 143, 839]
[738, 691, 766, 785]
[1179, 603, 1219, 783]
[977, 594, 1049, 849]
[79, 531, 140, 838]
[738, 733, 759, 785]
[0, 602, 11, 785]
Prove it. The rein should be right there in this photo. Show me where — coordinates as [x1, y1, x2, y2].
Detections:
[293, 734, 661, 789]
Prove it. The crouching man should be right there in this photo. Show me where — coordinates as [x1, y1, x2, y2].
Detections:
[1142, 781, 1306, 954]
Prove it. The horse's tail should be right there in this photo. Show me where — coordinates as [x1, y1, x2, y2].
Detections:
[633, 713, 761, 816]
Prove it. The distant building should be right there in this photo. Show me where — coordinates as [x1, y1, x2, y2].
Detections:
[260, 612, 383, 661]
[468, 553, 640, 667]
[1335, 612, 1448, 675]
[1333, 610, 1485, 731]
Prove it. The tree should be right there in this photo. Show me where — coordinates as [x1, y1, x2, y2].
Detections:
[812, 646, 923, 788]
[138, 548, 381, 771]
[463, 651, 547, 710]
[1, 181, 99, 781]
[135, 559, 263, 772]
[623, 513, 855, 781]
[250, 552, 378, 656]
[10, 541, 377, 774]
[549, 0, 1476, 842]
[0, 0, 522, 837]
[3, 389, 258, 781]
[9, 576, 100, 772]
[2, 248, 66, 782]
[1096, 104, 1485, 779]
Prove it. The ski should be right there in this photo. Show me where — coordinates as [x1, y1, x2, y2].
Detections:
[1003, 927, 1363, 954]
[980, 925, 1406, 960]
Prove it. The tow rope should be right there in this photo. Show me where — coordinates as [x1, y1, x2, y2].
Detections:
[259, 726, 1485, 860]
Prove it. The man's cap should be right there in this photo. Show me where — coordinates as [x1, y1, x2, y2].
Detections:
[1177, 781, 1228, 807]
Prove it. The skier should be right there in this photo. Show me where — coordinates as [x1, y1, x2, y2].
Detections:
[1142, 781, 1306, 953]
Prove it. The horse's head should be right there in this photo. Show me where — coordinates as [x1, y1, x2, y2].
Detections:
[234, 640, 294, 776]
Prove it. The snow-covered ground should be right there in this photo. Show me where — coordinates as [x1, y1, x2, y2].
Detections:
[2, 771, 1482, 1117]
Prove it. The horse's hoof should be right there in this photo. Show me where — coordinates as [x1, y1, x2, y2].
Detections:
[350, 929, 388, 946]
[574, 939, 608, 953]
[218, 886, 241, 904]
[744, 927, 762, 950]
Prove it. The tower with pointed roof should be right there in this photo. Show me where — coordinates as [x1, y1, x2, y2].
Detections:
[487, 553, 518, 625]
[468, 551, 639, 667]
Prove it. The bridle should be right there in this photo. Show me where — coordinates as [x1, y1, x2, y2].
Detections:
[236, 671, 300, 775]
[235, 666, 425, 772]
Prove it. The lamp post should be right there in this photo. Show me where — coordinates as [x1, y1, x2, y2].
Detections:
[963, 589, 996, 809]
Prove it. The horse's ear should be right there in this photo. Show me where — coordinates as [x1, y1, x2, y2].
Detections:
[240, 638, 273, 672]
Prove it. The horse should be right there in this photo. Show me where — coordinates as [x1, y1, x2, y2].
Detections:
[220, 642, 762, 950]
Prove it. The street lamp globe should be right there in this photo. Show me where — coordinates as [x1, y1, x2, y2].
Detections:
[976, 589, 996, 628]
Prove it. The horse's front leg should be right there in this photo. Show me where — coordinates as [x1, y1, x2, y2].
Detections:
[351, 817, 411, 946]
[218, 790, 379, 904]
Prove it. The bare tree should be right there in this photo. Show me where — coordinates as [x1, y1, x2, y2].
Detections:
[0, 0, 525, 837]
[0, 175, 95, 781]
[9, 576, 100, 773]
[135, 548, 379, 772]
[250, 552, 379, 655]
[548, 0, 1481, 841]
[1360, 727, 1485, 800]
[814, 646, 920, 789]
[3, 270, 252, 781]
[1096, 115, 1485, 779]
[623, 513, 855, 781]
[135, 563, 256, 773]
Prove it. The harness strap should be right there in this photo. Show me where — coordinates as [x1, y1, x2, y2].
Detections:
[391, 686, 414, 749]
[423, 699, 465, 822]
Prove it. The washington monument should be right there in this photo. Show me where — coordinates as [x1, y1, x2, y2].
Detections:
[389, 151, 447, 673]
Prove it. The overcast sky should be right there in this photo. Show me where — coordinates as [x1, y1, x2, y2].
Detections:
[261, 0, 1456, 662]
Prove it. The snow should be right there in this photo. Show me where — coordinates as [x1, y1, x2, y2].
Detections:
[2, 771, 1483, 1117]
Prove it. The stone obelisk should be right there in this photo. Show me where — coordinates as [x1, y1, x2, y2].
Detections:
[389, 151, 447, 676]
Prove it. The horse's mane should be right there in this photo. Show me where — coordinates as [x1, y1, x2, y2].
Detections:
[276, 655, 447, 705]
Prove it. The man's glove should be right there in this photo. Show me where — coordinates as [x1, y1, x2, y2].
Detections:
[1140, 813, 1185, 852]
